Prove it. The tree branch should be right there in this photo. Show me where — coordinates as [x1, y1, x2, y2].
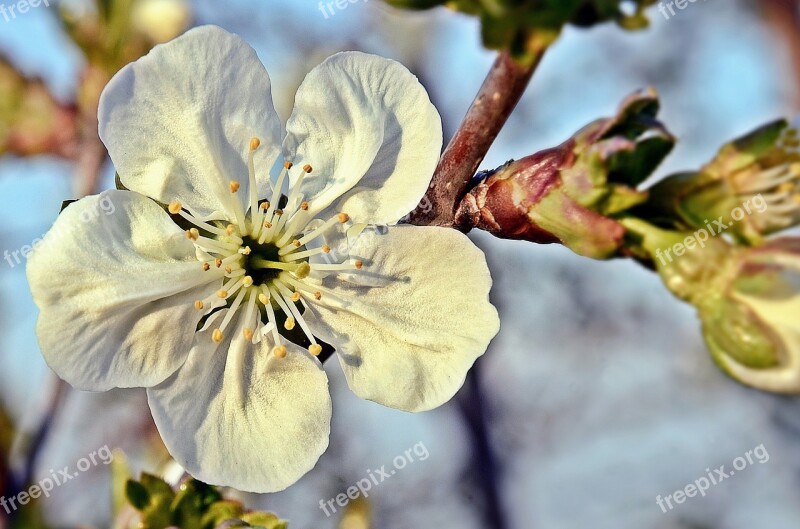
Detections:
[408, 50, 544, 227]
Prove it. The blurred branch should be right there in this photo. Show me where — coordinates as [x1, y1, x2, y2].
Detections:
[457, 364, 508, 529]
[760, 0, 800, 111]
[408, 49, 544, 227]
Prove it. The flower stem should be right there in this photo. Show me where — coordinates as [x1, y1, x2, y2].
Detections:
[408, 49, 545, 227]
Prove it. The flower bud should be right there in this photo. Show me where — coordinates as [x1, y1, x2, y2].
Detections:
[132, 0, 192, 44]
[626, 218, 800, 393]
[647, 118, 800, 245]
[456, 89, 674, 259]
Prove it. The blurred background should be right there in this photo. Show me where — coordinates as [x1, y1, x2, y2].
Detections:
[1, 0, 800, 527]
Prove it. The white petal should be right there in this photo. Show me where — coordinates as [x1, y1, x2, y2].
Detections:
[26, 190, 217, 391]
[147, 312, 331, 493]
[98, 25, 282, 220]
[304, 225, 499, 412]
[283, 52, 442, 225]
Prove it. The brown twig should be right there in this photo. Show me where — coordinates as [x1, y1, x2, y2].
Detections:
[760, 0, 800, 111]
[408, 50, 544, 227]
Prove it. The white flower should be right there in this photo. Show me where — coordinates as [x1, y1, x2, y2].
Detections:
[27, 26, 500, 493]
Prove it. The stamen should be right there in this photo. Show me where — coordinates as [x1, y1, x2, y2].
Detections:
[202, 262, 211, 272]
[194, 300, 204, 310]
[275, 282, 319, 347]
[312, 261, 362, 272]
[309, 344, 322, 356]
[212, 329, 224, 343]
[273, 345, 288, 359]
[178, 211, 242, 243]
[186, 228, 200, 241]
[168, 201, 182, 214]
[284, 317, 296, 330]
[218, 288, 248, 333]
[243, 328, 254, 340]
[230, 181, 241, 193]
[278, 214, 342, 256]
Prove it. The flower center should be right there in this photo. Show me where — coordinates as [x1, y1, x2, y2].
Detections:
[167, 137, 364, 359]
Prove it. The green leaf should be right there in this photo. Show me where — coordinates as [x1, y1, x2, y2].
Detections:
[125, 479, 151, 511]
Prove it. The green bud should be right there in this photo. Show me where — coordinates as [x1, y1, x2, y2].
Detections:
[624, 218, 800, 394]
[646, 119, 800, 245]
[457, 89, 673, 259]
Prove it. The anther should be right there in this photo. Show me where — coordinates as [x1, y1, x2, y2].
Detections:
[258, 293, 270, 305]
[283, 161, 293, 170]
[355, 260, 364, 269]
[291, 292, 301, 302]
[186, 228, 199, 241]
[243, 328, 254, 340]
[168, 201, 182, 214]
[284, 317, 296, 331]
[300, 201, 309, 211]
[295, 262, 311, 279]
[322, 245, 331, 253]
[212, 329, 224, 343]
[202, 262, 211, 272]
[314, 291, 322, 301]
[194, 300, 204, 310]
[338, 213, 350, 223]
[303, 164, 313, 173]
[309, 344, 322, 356]
[260, 201, 270, 210]
[292, 239, 301, 247]
[226, 224, 235, 236]
[250, 137, 261, 150]
[230, 181, 241, 193]
[243, 276, 254, 287]
[275, 209, 284, 216]
[215, 258, 223, 268]
[263, 221, 273, 229]
[224, 266, 233, 274]
[217, 290, 228, 298]
[240, 246, 252, 255]
[273, 345, 288, 358]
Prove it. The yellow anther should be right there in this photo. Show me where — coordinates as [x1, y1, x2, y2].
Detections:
[215, 258, 223, 268]
[243, 276, 254, 287]
[229, 181, 241, 193]
[303, 164, 313, 173]
[194, 300, 204, 310]
[263, 221, 273, 229]
[212, 329, 224, 343]
[284, 317, 296, 331]
[322, 245, 331, 253]
[202, 262, 211, 272]
[338, 213, 350, 223]
[258, 293, 270, 305]
[275, 209, 284, 216]
[250, 137, 261, 150]
[260, 201, 270, 210]
[186, 228, 199, 241]
[240, 246, 252, 255]
[314, 291, 322, 301]
[273, 345, 288, 358]
[168, 201, 182, 214]
[283, 161, 293, 169]
[300, 201, 309, 211]
[295, 262, 311, 279]
[243, 328, 254, 341]
[217, 290, 228, 299]
[224, 266, 232, 274]
[292, 239, 301, 247]
[309, 344, 322, 356]
[355, 260, 364, 269]
[226, 224, 235, 236]
[291, 292, 301, 302]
